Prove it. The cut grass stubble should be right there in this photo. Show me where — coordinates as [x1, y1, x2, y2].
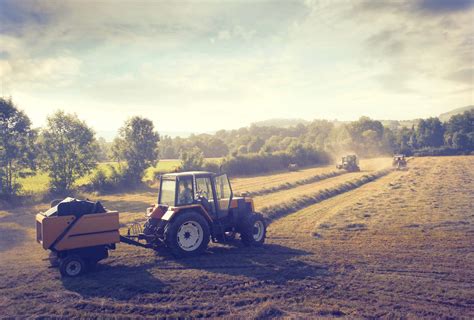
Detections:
[260, 168, 394, 222]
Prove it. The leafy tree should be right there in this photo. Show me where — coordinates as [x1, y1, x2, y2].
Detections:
[112, 116, 160, 183]
[206, 137, 228, 157]
[346, 117, 385, 156]
[237, 145, 248, 154]
[0, 98, 37, 196]
[247, 137, 265, 153]
[408, 125, 418, 149]
[180, 146, 204, 170]
[444, 110, 474, 150]
[451, 132, 469, 150]
[40, 111, 97, 193]
[416, 118, 444, 148]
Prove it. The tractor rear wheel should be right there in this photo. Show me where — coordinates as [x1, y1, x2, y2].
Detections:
[240, 213, 266, 247]
[59, 254, 85, 277]
[165, 211, 210, 257]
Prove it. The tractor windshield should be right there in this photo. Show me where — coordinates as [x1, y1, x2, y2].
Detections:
[160, 179, 176, 206]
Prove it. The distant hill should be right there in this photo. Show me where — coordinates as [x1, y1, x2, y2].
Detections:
[439, 105, 473, 122]
[252, 118, 310, 128]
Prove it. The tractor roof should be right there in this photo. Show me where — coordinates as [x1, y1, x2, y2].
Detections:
[162, 171, 216, 178]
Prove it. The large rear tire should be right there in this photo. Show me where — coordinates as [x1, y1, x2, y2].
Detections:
[164, 211, 210, 257]
[240, 213, 266, 247]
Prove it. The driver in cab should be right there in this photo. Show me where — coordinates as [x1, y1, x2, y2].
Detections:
[178, 180, 193, 205]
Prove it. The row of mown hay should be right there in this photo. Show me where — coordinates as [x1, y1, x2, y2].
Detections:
[261, 168, 394, 222]
[245, 170, 346, 197]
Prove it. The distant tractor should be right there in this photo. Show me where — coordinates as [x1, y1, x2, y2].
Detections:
[288, 163, 299, 171]
[392, 154, 407, 170]
[336, 155, 360, 172]
[139, 171, 266, 257]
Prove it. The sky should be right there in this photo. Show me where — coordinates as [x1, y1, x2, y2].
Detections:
[0, 0, 473, 135]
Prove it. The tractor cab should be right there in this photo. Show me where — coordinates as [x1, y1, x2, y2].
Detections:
[158, 171, 233, 219]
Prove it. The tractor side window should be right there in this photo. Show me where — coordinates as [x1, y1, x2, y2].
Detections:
[160, 179, 176, 206]
[214, 174, 232, 210]
[195, 177, 215, 213]
[177, 177, 194, 205]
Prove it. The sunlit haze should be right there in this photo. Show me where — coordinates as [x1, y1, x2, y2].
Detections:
[1, 0, 473, 135]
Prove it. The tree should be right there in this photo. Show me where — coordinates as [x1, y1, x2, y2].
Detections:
[247, 137, 265, 153]
[112, 116, 159, 183]
[237, 145, 248, 154]
[40, 111, 97, 193]
[452, 132, 469, 150]
[416, 118, 444, 148]
[180, 147, 204, 170]
[206, 137, 228, 157]
[0, 98, 37, 196]
[444, 111, 474, 151]
[347, 117, 385, 156]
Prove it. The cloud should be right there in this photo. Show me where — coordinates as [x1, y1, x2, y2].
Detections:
[446, 68, 474, 84]
[416, 0, 474, 13]
[0, 0, 473, 131]
[1, 54, 81, 90]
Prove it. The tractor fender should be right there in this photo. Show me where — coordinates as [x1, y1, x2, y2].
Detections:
[161, 205, 213, 225]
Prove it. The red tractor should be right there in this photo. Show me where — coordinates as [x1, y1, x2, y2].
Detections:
[132, 171, 267, 257]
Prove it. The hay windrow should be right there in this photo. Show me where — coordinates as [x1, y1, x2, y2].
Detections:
[261, 168, 393, 222]
[245, 170, 346, 197]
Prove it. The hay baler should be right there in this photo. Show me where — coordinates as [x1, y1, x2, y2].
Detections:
[36, 198, 120, 277]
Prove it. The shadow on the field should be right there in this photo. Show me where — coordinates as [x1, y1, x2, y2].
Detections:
[62, 263, 165, 300]
[172, 243, 329, 283]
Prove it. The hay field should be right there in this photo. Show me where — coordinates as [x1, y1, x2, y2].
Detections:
[0, 156, 473, 318]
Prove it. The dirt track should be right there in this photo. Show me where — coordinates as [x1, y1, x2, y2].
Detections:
[0, 156, 473, 318]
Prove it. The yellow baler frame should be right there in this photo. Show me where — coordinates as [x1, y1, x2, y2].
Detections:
[36, 211, 120, 251]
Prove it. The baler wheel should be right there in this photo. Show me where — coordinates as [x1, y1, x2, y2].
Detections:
[59, 255, 85, 277]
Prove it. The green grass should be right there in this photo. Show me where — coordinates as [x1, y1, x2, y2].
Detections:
[17, 160, 182, 194]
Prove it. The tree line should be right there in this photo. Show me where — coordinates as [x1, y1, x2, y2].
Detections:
[1, 97, 473, 198]
[0, 98, 159, 198]
[159, 112, 473, 160]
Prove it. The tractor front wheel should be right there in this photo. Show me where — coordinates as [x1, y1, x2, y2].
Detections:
[59, 255, 85, 277]
[165, 211, 210, 257]
[240, 213, 266, 247]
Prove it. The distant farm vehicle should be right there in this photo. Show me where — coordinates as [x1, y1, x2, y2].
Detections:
[36, 172, 266, 277]
[336, 155, 360, 172]
[288, 163, 299, 171]
[393, 154, 407, 170]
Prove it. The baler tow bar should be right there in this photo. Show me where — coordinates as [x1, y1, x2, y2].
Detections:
[119, 222, 156, 249]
